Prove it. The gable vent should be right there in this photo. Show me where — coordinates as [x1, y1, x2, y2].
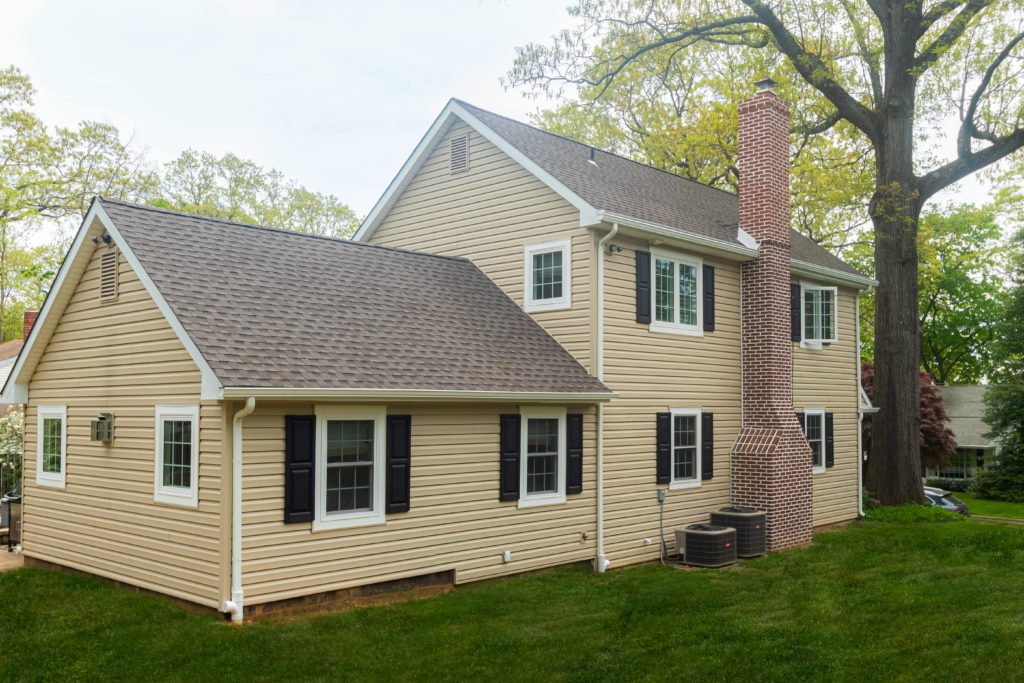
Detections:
[100, 249, 119, 303]
[450, 133, 470, 174]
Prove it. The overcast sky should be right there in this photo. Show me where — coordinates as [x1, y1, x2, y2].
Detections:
[1, 0, 986, 219]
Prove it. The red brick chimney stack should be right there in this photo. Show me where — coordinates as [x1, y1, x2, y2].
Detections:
[23, 310, 38, 340]
[730, 80, 814, 551]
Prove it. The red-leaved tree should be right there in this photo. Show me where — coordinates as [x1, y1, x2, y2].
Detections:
[861, 363, 956, 472]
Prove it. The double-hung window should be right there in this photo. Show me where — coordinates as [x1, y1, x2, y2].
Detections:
[36, 405, 67, 489]
[154, 405, 200, 507]
[802, 284, 838, 346]
[519, 407, 566, 507]
[524, 239, 571, 312]
[670, 408, 701, 489]
[651, 250, 702, 335]
[802, 409, 826, 472]
[314, 405, 386, 530]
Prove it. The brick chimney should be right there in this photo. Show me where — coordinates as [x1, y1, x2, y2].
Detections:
[730, 81, 813, 551]
[23, 310, 38, 340]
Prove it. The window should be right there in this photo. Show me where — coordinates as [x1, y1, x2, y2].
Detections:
[802, 284, 838, 346]
[36, 405, 66, 489]
[154, 405, 199, 507]
[802, 409, 826, 472]
[519, 407, 566, 507]
[670, 408, 701, 489]
[651, 250, 702, 335]
[314, 405, 386, 530]
[524, 239, 572, 312]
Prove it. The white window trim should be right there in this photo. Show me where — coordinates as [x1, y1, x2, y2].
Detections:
[650, 248, 703, 337]
[803, 408, 827, 474]
[799, 281, 839, 349]
[523, 239, 572, 313]
[36, 404, 67, 490]
[153, 405, 200, 508]
[518, 406, 567, 508]
[313, 405, 387, 531]
[669, 407, 702, 490]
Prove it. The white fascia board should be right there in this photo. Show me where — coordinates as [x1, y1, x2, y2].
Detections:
[220, 386, 617, 403]
[595, 211, 760, 261]
[791, 259, 876, 289]
[353, 100, 601, 243]
[1, 200, 106, 404]
[93, 206, 224, 400]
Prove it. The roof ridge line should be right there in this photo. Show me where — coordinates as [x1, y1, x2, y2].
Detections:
[452, 98, 739, 200]
[97, 197, 470, 264]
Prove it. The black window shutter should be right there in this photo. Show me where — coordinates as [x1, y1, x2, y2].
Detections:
[656, 412, 671, 484]
[499, 414, 521, 501]
[700, 412, 714, 480]
[566, 413, 584, 494]
[703, 265, 716, 331]
[284, 415, 316, 524]
[796, 411, 806, 433]
[825, 412, 835, 468]
[636, 250, 652, 324]
[386, 415, 412, 513]
[791, 283, 802, 341]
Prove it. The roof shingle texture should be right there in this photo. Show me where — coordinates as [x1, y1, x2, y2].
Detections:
[100, 199, 610, 394]
[457, 100, 863, 278]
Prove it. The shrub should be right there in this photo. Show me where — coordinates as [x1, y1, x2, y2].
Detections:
[972, 444, 1024, 502]
[865, 504, 967, 523]
[925, 477, 975, 493]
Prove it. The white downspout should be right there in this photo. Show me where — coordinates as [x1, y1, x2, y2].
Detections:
[855, 289, 869, 517]
[595, 222, 619, 573]
[222, 396, 256, 622]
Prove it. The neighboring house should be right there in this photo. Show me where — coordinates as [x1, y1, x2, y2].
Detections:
[0, 312, 35, 413]
[1, 85, 872, 622]
[926, 385, 998, 480]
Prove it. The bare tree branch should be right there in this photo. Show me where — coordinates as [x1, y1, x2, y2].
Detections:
[919, 0, 967, 35]
[919, 127, 1024, 199]
[740, 0, 880, 141]
[915, 0, 993, 71]
[957, 30, 1024, 157]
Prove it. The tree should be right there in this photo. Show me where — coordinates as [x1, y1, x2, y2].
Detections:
[156, 150, 360, 239]
[974, 230, 1024, 500]
[850, 204, 1006, 383]
[0, 409, 23, 497]
[508, 0, 1024, 504]
[861, 363, 956, 473]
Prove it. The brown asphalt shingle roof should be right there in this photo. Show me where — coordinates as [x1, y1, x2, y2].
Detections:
[100, 198, 611, 395]
[456, 100, 865, 278]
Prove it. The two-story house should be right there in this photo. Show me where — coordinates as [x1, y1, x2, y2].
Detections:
[2, 85, 872, 621]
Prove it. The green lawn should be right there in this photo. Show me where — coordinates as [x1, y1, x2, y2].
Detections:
[2, 508, 1023, 682]
[957, 492, 1024, 519]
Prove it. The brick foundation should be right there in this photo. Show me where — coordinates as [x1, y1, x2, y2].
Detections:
[730, 85, 813, 551]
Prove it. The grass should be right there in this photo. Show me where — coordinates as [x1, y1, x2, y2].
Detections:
[2, 511, 1023, 682]
[957, 492, 1024, 519]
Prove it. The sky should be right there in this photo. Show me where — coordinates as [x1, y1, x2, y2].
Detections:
[0, 0, 990, 220]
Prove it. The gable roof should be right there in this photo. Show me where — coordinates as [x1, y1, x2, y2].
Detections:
[355, 99, 873, 287]
[2, 198, 613, 402]
[938, 385, 996, 449]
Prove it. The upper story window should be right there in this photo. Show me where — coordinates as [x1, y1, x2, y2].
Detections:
[36, 405, 67, 489]
[154, 405, 199, 507]
[802, 284, 838, 346]
[314, 405, 386, 530]
[524, 239, 572, 313]
[671, 408, 701, 489]
[519, 407, 566, 508]
[801, 408, 826, 472]
[651, 250, 702, 335]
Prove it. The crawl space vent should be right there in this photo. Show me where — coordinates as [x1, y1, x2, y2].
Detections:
[100, 249, 119, 303]
[450, 134, 469, 174]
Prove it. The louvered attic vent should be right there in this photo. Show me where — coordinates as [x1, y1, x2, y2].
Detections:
[100, 249, 119, 303]
[450, 133, 469, 174]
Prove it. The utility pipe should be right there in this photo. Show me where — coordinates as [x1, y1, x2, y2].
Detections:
[594, 223, 619, 573]
[222, 396, 256, 622]
[855, 286, 873, 517]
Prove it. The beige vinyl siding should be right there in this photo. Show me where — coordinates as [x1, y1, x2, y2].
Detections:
[601, 237, 740, 566]
[22, 245, 224, 608]
[371, 121, 593, 368]
[794, 286, 860, 526]
[237, 402, 596, 605]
